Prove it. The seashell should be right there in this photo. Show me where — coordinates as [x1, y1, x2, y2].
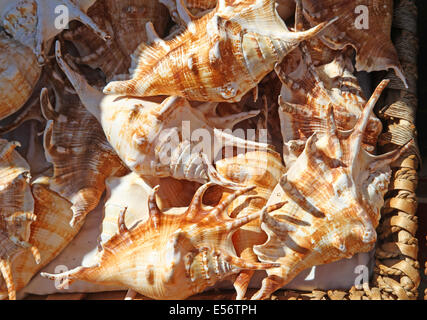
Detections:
[41, 182, 285, 299]
[214, 149, 286, 299]
[0, 139, 38, 300]
[0, 31, 41, 121]
[103, 0, 334, 102]
[62, 0, 170, 81]
[0, 0, 109, 63]
[300, 0, 407, 87]
[275, 45, 383, 167]
[39, 64, 128, 226]
[0, 180, 85, 300]
[250, 80, 413, 300]
[54, 41, 270, 189]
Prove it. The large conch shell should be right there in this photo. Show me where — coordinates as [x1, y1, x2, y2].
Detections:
[41, 183, 285, 300]
[0, 181, 84, 300]
[0, 0, 109, 63]
[40, 63, 127, 226]
[300, 0, 407, 87]
[0, 139, 38, 300]
[250, 80, 412, 300]
[215, 149, 285, 299]
[103, 0, 334, 102]
[0, 31, 41, 121]
[276, 44, 382, 167]
[55, 42, 269, 188]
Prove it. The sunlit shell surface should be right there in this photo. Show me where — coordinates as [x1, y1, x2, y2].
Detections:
[215, 149, 285, 299]
[103, 0, 332, 102]
[0, 32, 41, 121]
[55, 42, 268, 188]
[276, 45, 382, 167]
[39, 65, 127, 226]
[62, 0, 170, 81]
[0, 139, 36, 300]
[250, 80, 412, 300]
[0, 0, 109, 63]
[0, 181, 84, 300]
[300, 0, 407, 87]
[41, 183, 284, 300]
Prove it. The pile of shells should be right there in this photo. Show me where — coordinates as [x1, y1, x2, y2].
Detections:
[0, 0, 412, 300]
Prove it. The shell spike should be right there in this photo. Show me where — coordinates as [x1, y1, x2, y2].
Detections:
[40, 88, 58, 121]
[187, 182, 216, 218]
[214, 110, 261, 130]
[0, 259, 16, 300]
[205, 155, 246, 189]
[54, 41, 103, 121]
[261, 202, 296, 236]
[214, 128, 270, 151]
[0, 140, 20, 159]
[118, 207, 129, 234]
[223, 253, 281, 271]
[31, 246, 41, 264]
[369, 139, 415, 172]
[251, 276, 283, 300]
[40, 265, 88, 289]
[283, 17, 338, 42]
[148, 186, 162, 229]
[145, 22, 167, 49]
[210, 186, 256, 218]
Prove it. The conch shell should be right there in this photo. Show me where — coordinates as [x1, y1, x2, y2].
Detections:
[40, 63, 127, 226]
[103, 0, 334, 102]
[0, 139, 38, 300]
[41, 183, 285, 299]
[55, 42, 268, 188]
[0, 31, 41, 121]
[250, 80, 412, 300]
[215, 149, 286, 299]
[0, 181, 84, 300]
[1, 0, 109, 63]
[300, 0, 407, 87]
[276, 45, 382, 167]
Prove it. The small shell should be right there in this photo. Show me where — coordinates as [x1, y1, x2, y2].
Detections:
[0, 181, 84, 300]
[215, 150, 286, 299]
[0, 139, 37, 300]
[55, 42, 268, 189]
[103, 0, 333, 102]
[62, 0, 170, 81]
[1, 0, 109, 63]
[0, 32, 41, 121]
[40, 64, 127, 227]
[41, 183, 284, 299]
[275, 45, 382, 167]
[300, 0, 407, 87]
[250, 80, 413, 300]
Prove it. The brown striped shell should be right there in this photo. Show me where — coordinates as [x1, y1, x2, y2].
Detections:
[300, 0, 407, 87]
[41, 183, 284, 300]
[276, 44, 383, 167]
[214, 149, 286, 299]
[54, 41, 269, 189]
[0, 180, 84, 300]
[102, 0, 333, 102]
[250, 80, 413, 300]
[0, 139, 38, 300]
[0, 0, 109, 63]
[39, 63, 127, 227]
[0, 32, 41, 121]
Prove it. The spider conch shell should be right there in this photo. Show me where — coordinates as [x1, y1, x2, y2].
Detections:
[0, 181, 84, 300]
[250, 80, 413, 300]
[39, 66, 127, 227]
[276, 45, 382, 167]
[300, 0, 407, 87]
[54, 42, 268, 189]
[103, 0, 335, 102]
[41, 183, 285, 300]
[62, 0, 170, 81]
[0, 139, 38, 300]
[0, 0, 109, 63]
[215, 149, 285, 299]
[0, 32, 41, 121]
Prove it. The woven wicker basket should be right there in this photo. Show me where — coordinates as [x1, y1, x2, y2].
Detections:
[23, 0, 421, 301]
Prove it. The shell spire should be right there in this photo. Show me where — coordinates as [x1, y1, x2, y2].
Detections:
[102, 0, 336, 102]
[250, 79, 412, 300]
[41, 183, 285, 299]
